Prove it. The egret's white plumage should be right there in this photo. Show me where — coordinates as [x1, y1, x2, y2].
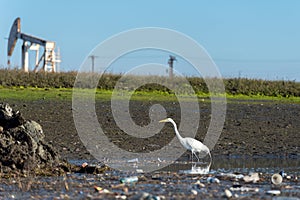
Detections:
[159, 118, 212, 164]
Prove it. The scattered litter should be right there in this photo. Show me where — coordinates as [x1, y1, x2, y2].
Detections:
[115, 194, 127, 199]
[81, 162, 88, 168]
[127, 158, 139, 163]
[271, 173, 283, 185]
[180, 166, 210, 174]
[120, 176, 139, 184]
[191, 189, 198, 195]
[230, 186, 259, 193]
[123, 187, 129, 194]
[207, 177, 220, 184]
[111, 183, 126, 189]
[136, 169, 144, 173]
[220, 173, 244, 180]
[266, 190, 281, 196]
[224, 189, 232, 198]
[243, 172, 259, 183]
[279, 170, 286, 178]
[232, 182, 242, 188]
[94, 186, 110, 194]
[64, 180, 69, 191]
[94, 186, 102, 192]
[193, 180, 205, 188]
[131, 192, 161, 200]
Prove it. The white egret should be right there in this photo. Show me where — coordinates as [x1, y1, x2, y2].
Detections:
[159, 118, 212, 166]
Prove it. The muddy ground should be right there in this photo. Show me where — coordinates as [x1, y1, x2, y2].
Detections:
[1, 98, 300, 199]
[3, 98, 299, 161]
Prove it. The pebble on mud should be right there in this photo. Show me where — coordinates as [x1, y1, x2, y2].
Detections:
[191, 189, 198, 195]
[132, 192, 161, 200]
[193, 180, 205, 188]
[81, 162, 88, 168]
[224, 189, 232, 198]
[207, 177, 220, 184]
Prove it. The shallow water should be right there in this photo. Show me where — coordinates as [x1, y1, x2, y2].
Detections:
[1, 157, 299, 199]
[70, 155, 300, 174]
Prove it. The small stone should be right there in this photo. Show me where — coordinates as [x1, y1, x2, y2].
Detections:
[194, 180, 205, 188]
[207, 177, 220, 184]
[224, 189, 232, 198]
[136, 169, 144, 173]
[122, 187, 128, 194]
[81, 162, 88, 168]
[232, 182, 242, 188]
[115, 195, 127, 199]
[279, 170, 287, 178]
[191, 189, 198, 195]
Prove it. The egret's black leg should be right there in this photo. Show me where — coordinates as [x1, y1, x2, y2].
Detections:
[194, 152, 200, 163]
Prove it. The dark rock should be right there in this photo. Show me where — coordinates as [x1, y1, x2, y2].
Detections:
[0, 103, 60, 174]
[0, 103, 25, 129]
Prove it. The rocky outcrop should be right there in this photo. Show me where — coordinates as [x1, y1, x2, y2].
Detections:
[0, 103, 60, 174]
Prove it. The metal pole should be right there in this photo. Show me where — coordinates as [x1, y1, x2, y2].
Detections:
[89, 55, 98, 73]
[168, 55, 176, 79]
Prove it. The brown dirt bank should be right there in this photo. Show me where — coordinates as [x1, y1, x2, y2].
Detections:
[3, 98, 300, 161]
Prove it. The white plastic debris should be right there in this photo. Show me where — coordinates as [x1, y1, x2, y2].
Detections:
[230, 187, 259, 193]
[271, 173, 283, 185]
[180, 165, 210, 175]
[220, 173, 244, 179]
[243, 172, 259, 183]
[136, 169, 144, 173]
[127, 158, 139, 163]
[266, 190, 281, 196]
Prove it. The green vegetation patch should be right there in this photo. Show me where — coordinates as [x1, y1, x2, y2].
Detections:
[1, 87, 299, 103]
[0, 69, 299, 103]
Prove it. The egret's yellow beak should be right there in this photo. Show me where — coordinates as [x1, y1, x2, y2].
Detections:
[159, 119, 169, 123]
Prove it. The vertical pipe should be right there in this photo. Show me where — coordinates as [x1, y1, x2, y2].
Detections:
[22, 41, 29, 72]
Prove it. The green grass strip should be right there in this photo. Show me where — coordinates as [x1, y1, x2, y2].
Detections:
[0, 87, 299, 103]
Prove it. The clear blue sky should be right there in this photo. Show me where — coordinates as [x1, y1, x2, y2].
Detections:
[1, 0, 300, 81]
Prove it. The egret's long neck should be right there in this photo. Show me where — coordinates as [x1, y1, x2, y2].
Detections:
[169, 120, 183, 141]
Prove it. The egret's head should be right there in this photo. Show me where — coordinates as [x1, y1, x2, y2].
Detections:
[159, 118, 172, 123]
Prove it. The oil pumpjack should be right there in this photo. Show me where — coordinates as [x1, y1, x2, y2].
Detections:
[7, 17, 60, 72]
